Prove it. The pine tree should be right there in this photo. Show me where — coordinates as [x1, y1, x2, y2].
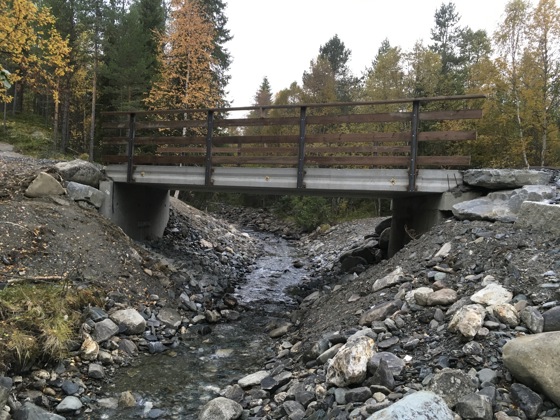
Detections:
[145, 0, 218, 110]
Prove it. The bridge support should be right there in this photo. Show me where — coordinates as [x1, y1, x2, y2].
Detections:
[99, 181, 170, 241]
[388, 191, 481, 257]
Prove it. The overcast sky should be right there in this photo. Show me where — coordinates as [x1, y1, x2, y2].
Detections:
[224, 0, 518, 107]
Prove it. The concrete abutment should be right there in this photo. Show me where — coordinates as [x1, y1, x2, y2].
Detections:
[99, 181, 170, 241]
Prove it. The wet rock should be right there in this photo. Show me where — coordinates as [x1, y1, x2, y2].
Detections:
[543, 306, 560, 332]
[55, 396, 83, 413]
[24, 172, 65, 198]
[426, 368, 477, 408]
[14, 401, 66, 420]
[199, 397, 243, 420]
[367, 391, 454, 419]
[503, 332, 560, 406]
[118, 391, 136, 408]
[110, 308, 146, 335]
[88, 363, 105, 379]
[454, 393, 493, 420]
[471, 284, 513, 306]
[326, 336, 375, 387]
[238, 370, 269, 388]
[448, 304, 486, 339]
[509, 383, 543, 420]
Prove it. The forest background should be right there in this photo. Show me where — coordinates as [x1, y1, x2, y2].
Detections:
[1, 0, 559, 226]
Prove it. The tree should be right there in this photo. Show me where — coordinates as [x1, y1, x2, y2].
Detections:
[494, 0, 532, 167]
[524, 0, 560, 167]
[405, 41, 442, 98]
[194, 0, 232, 107]
[301, 57, 337, 104]
[145, 0, 218, 110]
[363, 39, 405, 101]
[246, 76, 273, 135]
[319, 35, 358, 102]
[0, 0, 70, 105]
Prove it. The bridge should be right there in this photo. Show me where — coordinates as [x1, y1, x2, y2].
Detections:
[100, 95, 484, 254]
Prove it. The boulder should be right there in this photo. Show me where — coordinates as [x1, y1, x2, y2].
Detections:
[543, 306, 560, 332]
[110, 308, 146, 335]
[14, 401, 66, 420]
[326, 335, 375, 387]
[452, 185, 556, 223]
[502, 332, 560, 406]
[463, 169, 551, 189]
[516, 201, 560, 235]
[66, 182, 105, 208]
[198, 397, 243, 420]
[359, 299, 402, 326]
[509, 383, 543, 420]
[470, 284, 513, 306]
[55, 395, 83, 413]
[520, 306, 544, 333]
[238, 370, 269, 388]
[54, 159, 104, 188]
[372, 266, 405, 292]
[427, 368, 478, 408]
[448, 304, 486, 340]
[367, 391, 454, 420]
[24, 172, 65, 198]
[92, 318, 119, 343]
[455, 393, 493, 420]
[157, 307, 182, 329]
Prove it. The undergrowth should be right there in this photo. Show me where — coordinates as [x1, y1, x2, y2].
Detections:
[0, 113, 66, 159]
[0, 283, 102, 373]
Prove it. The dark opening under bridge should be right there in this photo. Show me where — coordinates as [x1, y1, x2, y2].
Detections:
[100, 94, 485, 254]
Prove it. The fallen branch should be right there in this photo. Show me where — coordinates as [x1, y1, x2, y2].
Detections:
[0, 275, 66, 285]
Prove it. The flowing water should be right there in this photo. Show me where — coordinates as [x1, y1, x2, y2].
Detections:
[93, 232, 307, 419]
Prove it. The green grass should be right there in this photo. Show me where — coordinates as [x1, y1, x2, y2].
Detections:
[0, 283, 102, 373]
[0, 113, 67, 159]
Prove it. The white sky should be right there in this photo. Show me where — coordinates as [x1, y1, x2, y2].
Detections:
[224, 0, 518, 107]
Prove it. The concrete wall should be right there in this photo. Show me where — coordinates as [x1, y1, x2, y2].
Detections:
[99, 181, 170, 241]
[388, 191, 482, 257]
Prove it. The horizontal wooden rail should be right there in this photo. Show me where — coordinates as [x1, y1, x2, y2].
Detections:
[101, 95, 485, 192]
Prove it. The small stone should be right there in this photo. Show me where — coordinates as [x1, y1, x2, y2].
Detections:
[87, 363, 105, 379]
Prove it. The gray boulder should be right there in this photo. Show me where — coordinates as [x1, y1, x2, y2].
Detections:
[54, 159, 103, 188]
[543, 306, 560, 332]
[516, 201, 560, 235]
[455, 393, 493, 420]
[503, 332, 560, 406]
[92, 318, 119, 343]
[359, 299, 402, 326]
[55, 395, 83, 413]
[13, 402, 66, 420]
[426, 368, 477, 408]
[463, 169, 551, 189]
[66, 181, 105, 209]
[452, 185, 556, 222]
[24, 172, 65, 198]
[110, 308, 146, 335]
[198, 397, 243, 420]
[157, 307, 182, 329]
[367, 391, 454, 420]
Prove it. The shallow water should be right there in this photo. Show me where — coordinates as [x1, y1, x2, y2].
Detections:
[93, 233, 306, 419]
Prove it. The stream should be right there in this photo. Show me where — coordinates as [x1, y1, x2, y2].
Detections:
[94, 232, 309, 419]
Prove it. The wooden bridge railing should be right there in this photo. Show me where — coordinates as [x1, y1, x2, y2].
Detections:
[101, 94, 485, 192]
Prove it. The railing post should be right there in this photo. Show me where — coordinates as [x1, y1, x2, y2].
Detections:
[297, 106, 307, 189]
[205, 110, 214, 187]
[408, 100, 420, 192]
[126, 112, 136, 183]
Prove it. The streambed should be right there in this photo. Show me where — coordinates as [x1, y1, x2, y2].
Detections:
[94, 232, 308, 419]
